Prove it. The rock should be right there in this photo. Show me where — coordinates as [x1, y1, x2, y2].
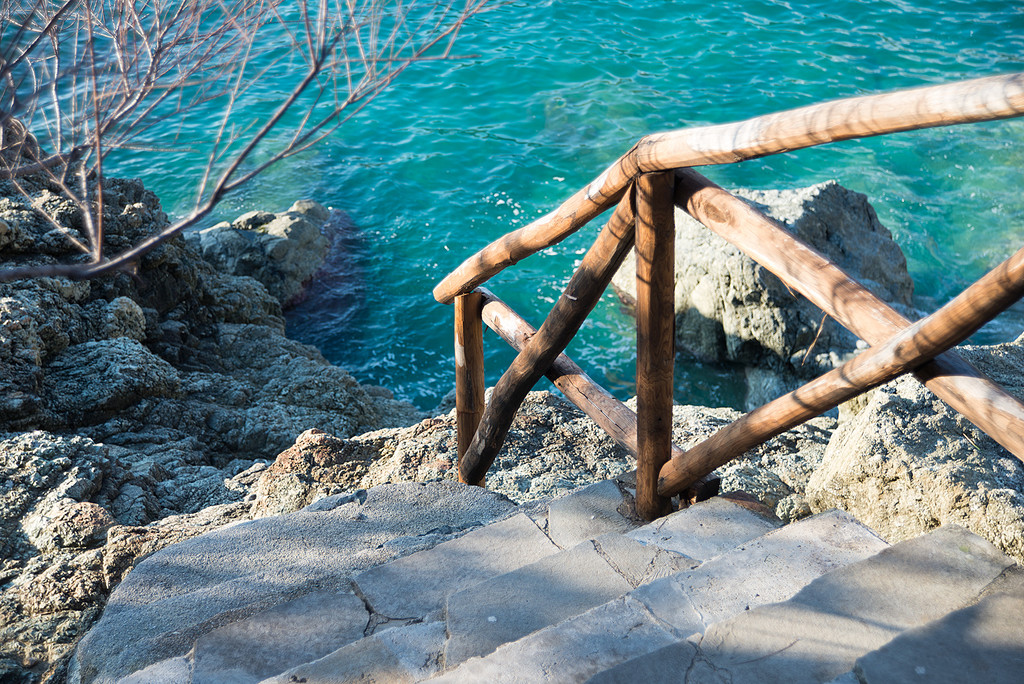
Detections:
[0, 176, 427, 681]
[806, 335, 1024, 563]
[611, 181, 914, 381]
[249, 391, 835, 520]
[187, 199, 331, 306]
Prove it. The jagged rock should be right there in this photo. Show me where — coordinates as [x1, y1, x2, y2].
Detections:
[611, 181, 914, 381]
[807, 335, 1024, 563]
[251, 391, 835, 522]
[187, 199, 331, 306]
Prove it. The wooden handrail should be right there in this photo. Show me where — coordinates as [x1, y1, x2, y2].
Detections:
[459, 189, 637, 485]
[659, 239, 1024, 495]
[441, 72, 1024, 521]
[476, 287, 719, 504]
[673, 168, 1024, 461]
[434, 72, 1024, 304]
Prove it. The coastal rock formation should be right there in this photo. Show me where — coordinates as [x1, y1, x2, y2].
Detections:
[611, 181, 915, 393]
[0, 176, 420, 682]
[186, 199, 330, 307]
[250, 390, 835, 523]
[807, 335, 1024, 563]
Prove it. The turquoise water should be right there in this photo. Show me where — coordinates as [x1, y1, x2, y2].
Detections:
[114, 0, 1024, 410]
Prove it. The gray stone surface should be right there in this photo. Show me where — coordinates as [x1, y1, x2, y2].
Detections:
[353, 513, 558, 622]
[546, 479, 635, 548]
[69, 482, 517, 684]
[694, 525, 1015, 684]
[191, 591, 369, 684]
[259, 621, 447, 684]
[808, 336, 1024, 564]
[433, 596, 681, 683]
[443, 534, 687, 667]
[853, 592, 1024, 684]
[635, 508, 888, 630]
[628, 495, 782, 561]
[611, 181, 913, 379]
[585, 641, 699, 684]
[188, 199, 331, 306]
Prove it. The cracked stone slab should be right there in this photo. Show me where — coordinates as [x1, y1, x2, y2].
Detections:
[634, 508, 889, 630]
[694, 525, 1016, 684]
[443, 533, 688, 667]
[191, 591, 369, 684]
[354, 513, 558, 621]
[853, 592, 1024, 684]
[116, 657, 191, 683]
[547, 480, 636, 548]
[258, 621, 447, 684]
[433, 596, 681, 683]
[584, 640, 699, 683]
[628, 495, 782, 561]
[71, 482, 517, 684]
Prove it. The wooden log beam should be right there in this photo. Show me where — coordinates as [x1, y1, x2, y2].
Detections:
[434, 72, 1024, 304]
[476, 287, 720, 505]
[454, 292, 486, 486]
[636, 72, 1024, 170]
[673, 167, 1024, 462]
[458, 189, 638, 486]
[659, 240, 1024, 496]
[635, 172, 676, 520]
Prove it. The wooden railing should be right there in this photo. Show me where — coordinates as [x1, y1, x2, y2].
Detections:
[435, 72, 1024, 520]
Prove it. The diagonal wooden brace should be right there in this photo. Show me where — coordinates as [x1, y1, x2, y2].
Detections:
[659, 238, 1024, 495]
[457, 187, 638, 486]
[672, 167, 1024, 463]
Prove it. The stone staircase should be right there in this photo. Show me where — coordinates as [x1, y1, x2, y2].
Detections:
[70, 478, 1024, 684]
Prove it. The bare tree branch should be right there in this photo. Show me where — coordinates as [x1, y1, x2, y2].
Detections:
[2, 0, 490, 283]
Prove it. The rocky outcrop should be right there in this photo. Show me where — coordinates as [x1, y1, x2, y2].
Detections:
[807, 335, 1024, 563]
[186, 199, 330, 307]
[248, 390, 835, 523]
[0, 176, 421, 682]
[611, 181, 915, 403]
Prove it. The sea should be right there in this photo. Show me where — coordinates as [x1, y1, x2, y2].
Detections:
[111, 0, 1024, 410]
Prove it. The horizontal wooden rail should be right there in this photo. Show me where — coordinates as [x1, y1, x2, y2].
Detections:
[673, 168, 1024, 462]
[459, 189, 638, 486]
[435, 72, 1024, 304]
[477, 287, 718, 504]
[659, 240, 1024, 496]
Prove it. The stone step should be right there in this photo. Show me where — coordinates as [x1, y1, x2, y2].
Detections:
[665, 524, 1017, 684]
[258, 489, 782, 684]
[431, 507, 886, 682]
[830, 565, 1024, 684]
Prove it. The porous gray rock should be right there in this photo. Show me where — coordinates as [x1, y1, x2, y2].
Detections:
[187, 199, 330, 306]
[807, 335, 1024, 563]
[611, 181, 914, 382]
[0, 176, 422, 681]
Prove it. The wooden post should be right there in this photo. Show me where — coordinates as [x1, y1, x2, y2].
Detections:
[457, 189, 638, 486]
[673, 167, 1024, 463]
[635, 171, 675, 520]
[455, 292, 485, 486]
[477, 287, 719, 504]
[658, 238, 1024, 496]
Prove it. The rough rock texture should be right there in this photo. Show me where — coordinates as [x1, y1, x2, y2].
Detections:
[0, 176, 421, 682]
[250, 390, 835, 522]
[807, 335, 1024, 563]
[611, 181, 914, 386]
[186, 199, 330, 307]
